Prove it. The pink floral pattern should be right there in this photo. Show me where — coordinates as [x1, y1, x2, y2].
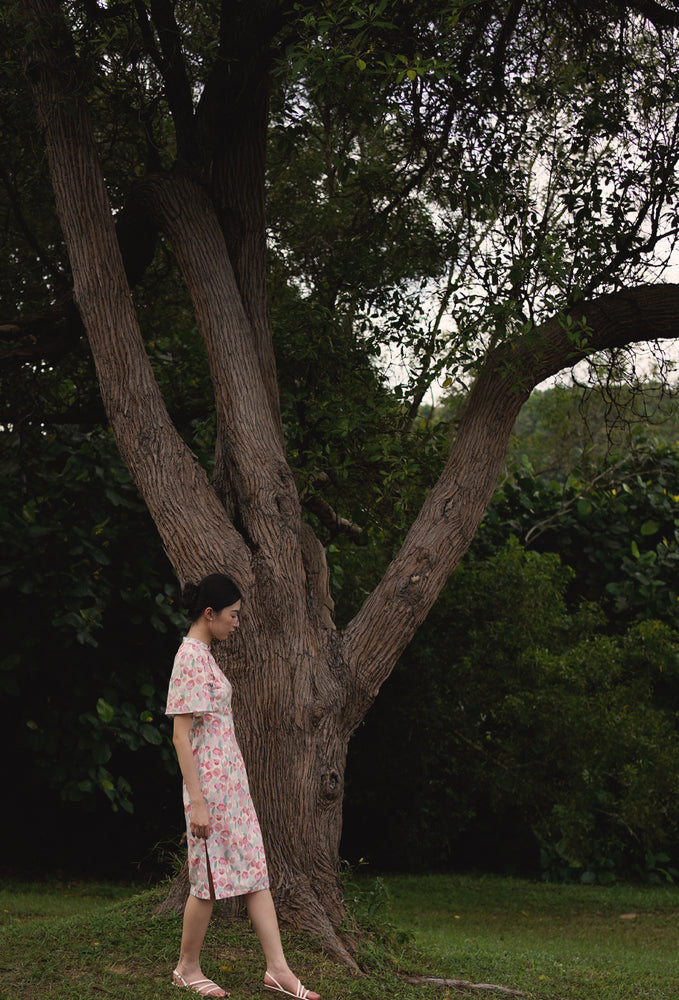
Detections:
[166, 637, 269, 900]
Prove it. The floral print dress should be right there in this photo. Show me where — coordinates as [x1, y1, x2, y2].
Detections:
[165, 637, 270, 900]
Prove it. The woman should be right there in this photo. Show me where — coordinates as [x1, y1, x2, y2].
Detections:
[166, 573, 320, 1000]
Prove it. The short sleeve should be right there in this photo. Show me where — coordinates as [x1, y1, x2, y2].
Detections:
[166, 642, 213, 716]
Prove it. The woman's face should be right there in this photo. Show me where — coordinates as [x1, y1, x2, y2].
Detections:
[207, 600, 241, 641]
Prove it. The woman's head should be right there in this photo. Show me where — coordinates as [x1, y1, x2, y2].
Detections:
[182, 573, 242, 623]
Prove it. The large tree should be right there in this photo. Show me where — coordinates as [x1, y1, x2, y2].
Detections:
[7, 0, 679, 961]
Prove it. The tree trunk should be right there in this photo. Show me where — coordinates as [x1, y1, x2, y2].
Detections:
[132, 168, 360, 953]
[228, 625, 358, 962]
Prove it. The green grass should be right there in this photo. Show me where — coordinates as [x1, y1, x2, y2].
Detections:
[1, 873, 679, 999]
[383, 873, 679, 999]
[0, 879, 137, 922]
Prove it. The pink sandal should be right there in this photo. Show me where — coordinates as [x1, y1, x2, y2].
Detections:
[263, 971, 319, 999]
[173, 968, 229, 997]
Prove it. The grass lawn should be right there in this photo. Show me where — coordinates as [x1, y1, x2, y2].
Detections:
[1, 872, 678, 999]
[383, 873, 679, 998]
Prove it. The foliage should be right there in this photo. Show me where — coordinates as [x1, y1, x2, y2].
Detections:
[343, 384, 679, 883]
[0, 423, 182, 821]
[477, 410, 679, 632]
[270, 1, 679, 398]
[7, 0, 679, 411]
[503, 382, 679, 481]
[271, 274, 450, 601]
[344, 540, 679, 882]
[501, 619, 679, 884]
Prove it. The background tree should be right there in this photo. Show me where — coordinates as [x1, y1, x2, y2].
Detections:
[481, 389, 679, 629]
[345, 387, 679, 884]
[5, 0, 679, 961]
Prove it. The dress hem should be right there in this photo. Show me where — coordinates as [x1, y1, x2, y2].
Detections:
[189, 879, 270, 902]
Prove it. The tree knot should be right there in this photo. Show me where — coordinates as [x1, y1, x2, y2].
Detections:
[319, 766, 343, 803]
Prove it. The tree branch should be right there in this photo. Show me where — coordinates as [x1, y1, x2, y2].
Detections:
[342, 282, 679, 708]
[299, 471, 364, 541]
[304, 495, 364, 541]
[626, 0, 679, 29]
[133, 171, 298, 558]
[133, 0, 196, 163]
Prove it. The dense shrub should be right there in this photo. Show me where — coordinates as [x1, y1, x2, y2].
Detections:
[478, 443, 679, 631]
[343, 541, 679, 882]
[0, 424, 182, 872]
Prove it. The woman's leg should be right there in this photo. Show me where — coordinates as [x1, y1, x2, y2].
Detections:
[245, 889, 320, 999]
[174, 894, 226, 997]
[245, 889, 286, 971]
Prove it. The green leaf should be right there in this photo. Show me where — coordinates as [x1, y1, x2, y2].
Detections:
[96, 697, 115, 724]
[140, 723, 163, 745]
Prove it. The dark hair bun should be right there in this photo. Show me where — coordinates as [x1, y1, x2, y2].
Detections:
[181, 582, 199, 610]
[182, 574, 242, 622]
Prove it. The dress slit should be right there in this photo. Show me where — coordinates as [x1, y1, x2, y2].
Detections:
[205, 841, 217, 900]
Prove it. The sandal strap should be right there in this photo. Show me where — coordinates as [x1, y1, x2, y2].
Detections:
[264, 972, 310, 998]
[173, 970, 227, 996]
[189, 981, 222, 997]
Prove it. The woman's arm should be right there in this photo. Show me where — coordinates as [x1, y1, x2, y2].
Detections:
[172, 713, 211, 839]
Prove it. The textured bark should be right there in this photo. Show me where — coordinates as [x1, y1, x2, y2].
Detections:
[18, 0, 679, 966]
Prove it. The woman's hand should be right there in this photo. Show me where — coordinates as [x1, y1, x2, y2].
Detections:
[189, 799, 211, 840]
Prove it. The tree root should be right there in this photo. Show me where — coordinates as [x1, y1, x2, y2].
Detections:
[404, 975, 525, 996]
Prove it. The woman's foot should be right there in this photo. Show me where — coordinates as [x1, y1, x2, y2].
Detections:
[173, 967, 229, 997]
[263, 969, 320, 999]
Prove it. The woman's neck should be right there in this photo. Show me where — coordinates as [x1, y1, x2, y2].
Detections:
[187, 621, 211, 645]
